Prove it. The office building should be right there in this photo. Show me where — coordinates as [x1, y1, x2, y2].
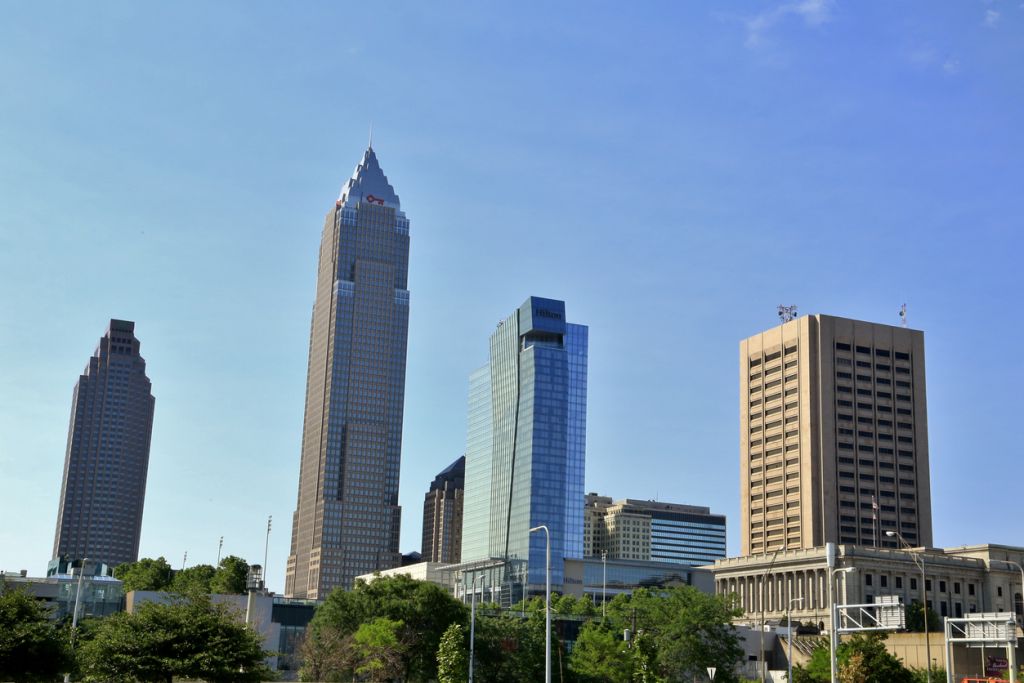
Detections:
[584, 494, 727, 566]
[285, 145, 411, 598]
[422, 456, 465, 564]
[460, 297, 588, 595]
[713, 543, 1024, 628]
[740, 314, 932, 556]
[52, 320, 155, 569]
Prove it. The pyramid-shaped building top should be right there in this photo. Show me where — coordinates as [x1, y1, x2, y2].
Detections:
[338, 146, 401, 210]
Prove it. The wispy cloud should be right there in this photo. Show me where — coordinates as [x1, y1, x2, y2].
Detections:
[745, 0, 834, 48]
[983, 9, 1001, 26]
[943, 58, 962, 75]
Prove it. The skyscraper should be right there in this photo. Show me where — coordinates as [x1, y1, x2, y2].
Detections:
[739, 314, 932, 556]
[461, 297, 587, 593]
[52, 319, 155, 569]
[421, 456, 465, 564]
[284, 146, 411, 598]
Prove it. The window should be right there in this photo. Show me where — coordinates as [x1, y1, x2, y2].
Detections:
[895, 351, 910, 361]
[954, 582, 961, 594]
[881, 575, 888, 588]
[969, 584, 975, 596]
[856, 345, 871, 354]
[865, 574, 873, 586]
[926, 580, 932, 591]
[911, 578, 918, 590]
[896, 576, 903, 589]
[875, 349, 891, 358]
[836, 342, 852, 351]
[940, 581, 947, 593]
[998, 587, 1003, 597]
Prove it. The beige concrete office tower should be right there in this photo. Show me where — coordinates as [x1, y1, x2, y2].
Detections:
[284, 146, 410, 598]
[740, 315, 932, 557]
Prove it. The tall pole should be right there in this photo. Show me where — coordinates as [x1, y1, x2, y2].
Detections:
[829, 567, 855, 683]
[64, 558, 90, 683]
[888, 530, 931, 683]
[217, 536, 223, 566]
[602, 550, 607, 620]
[530, 525, 551, 683]
[760, 547, 782, 683]
[469, 574, 477, 683]
[788, 597, 804, 683]
[264, 515, 272, 578]
[828, 567, 837, 683]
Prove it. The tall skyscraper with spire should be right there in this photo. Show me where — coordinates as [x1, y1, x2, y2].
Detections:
[52, 319, 155, 570]
[284, 146, 411, 598]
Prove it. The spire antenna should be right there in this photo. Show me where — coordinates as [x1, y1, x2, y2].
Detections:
[368, 123, 373, 150]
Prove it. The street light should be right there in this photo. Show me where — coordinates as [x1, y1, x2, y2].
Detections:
[829, 566, 856, 683]
[602, 550, 607, 620]
[887, 530, 931, 683]
[469, 573, 478, 683]
[530, 525, 551, 683]
[64, 558, 91, 683]
[787, 597, 804, 683]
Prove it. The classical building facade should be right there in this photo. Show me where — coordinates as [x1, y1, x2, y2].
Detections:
[740, 314, 932, 556]
[421, 456, 465, 564]
[584, 494, 727, 566]
[713, 543, 1024, 628]
[460, 297, 588, 595]
[285, 146, 411, 598]
[52, 319, 155, 569]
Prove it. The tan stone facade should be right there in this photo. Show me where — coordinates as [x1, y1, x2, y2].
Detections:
[740, 315, 933, 556]
[713, 544, 1024, 628]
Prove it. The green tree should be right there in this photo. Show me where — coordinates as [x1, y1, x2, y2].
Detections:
[170, 563, 216, 595]
[351, 617, 408, 681]
[604, 586, 745, 682]
[569, 621, 632, 682]
[473, 612, 546, 683]
[904, 601, 942, 632]
[300, 575, 467, 682]
[793, 633, 915, 683]
[0, 587, 74, 682]
[112, 556, 174, 592]
[210, 555, 250, 594]
[436, 622, 468, 683]
[76, 593, 272, 683]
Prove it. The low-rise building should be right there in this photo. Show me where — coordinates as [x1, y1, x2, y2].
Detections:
[712, 543, 1024, 630]
[585, 493, 727, 566]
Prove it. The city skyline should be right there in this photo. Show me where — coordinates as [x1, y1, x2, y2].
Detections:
[1, 3, 1021, 592]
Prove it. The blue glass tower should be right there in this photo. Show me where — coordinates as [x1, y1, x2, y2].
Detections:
[461, 297, 587, 593]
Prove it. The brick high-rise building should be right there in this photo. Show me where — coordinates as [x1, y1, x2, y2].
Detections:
[52, 319, 155, 569]
[285, 145, 411, 598]
[740, 314, 932, 556]
[421, 456, 465, 564]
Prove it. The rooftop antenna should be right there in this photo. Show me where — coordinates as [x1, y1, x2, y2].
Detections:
[898, 303, 907, 328]
[777, 305, 798, 324]
[368, 123, 373, 150]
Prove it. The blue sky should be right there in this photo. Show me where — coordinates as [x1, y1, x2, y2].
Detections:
[1, 1, 1021, 591]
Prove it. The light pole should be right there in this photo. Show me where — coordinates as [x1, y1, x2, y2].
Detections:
[530, 524, 551, 683]
[64, 558, 90, 683]
[887, 530, 931, 683]
[829, 566, 856, 683]
[759, 547, 782, 683]
[602, 550, 607, 620]
[469, 573, 478, 683]
[787, 597, 804, 683]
